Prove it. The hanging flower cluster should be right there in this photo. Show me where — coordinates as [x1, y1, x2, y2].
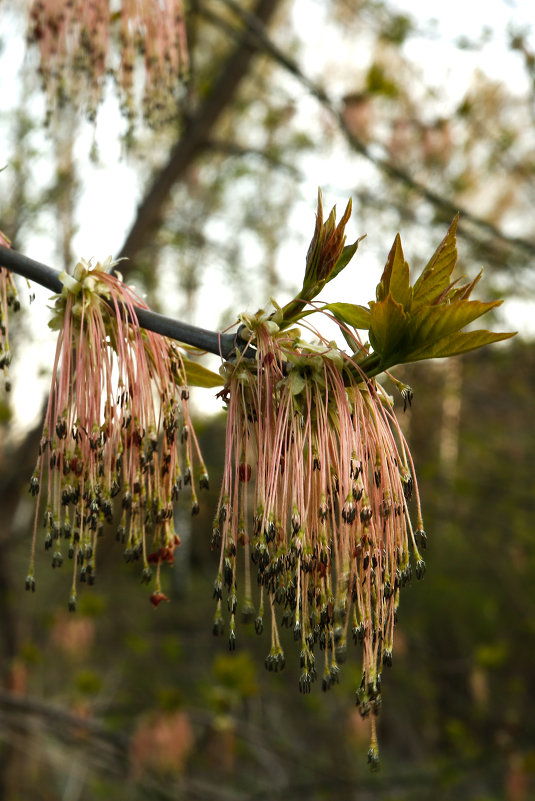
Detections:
[0, 231, 20, 392]
[26, 257, 207, 610]
[210, 192, 514, 766]
[213, 313, 424, 767]
[27, 0, 189, 126]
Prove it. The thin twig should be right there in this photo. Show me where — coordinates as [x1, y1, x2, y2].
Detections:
[211, 0, 535, 262]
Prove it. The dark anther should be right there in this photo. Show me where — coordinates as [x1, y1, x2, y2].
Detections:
[141, 567, 152, 584]
[55, 417, 67, 439]
[212, 617, 225, 636]
[360, 506, 373, 524]
[415, 559, 426, 580]
[352, 623, 365, 645]
[416, 529, 427, 550]
[403, 473, 413, 500]
[401, 385, 414, 412]
[299, 671, 312, 694]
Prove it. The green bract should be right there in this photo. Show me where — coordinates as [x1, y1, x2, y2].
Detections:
[367, 216, 515, 370]
[290, 210, 514, 377]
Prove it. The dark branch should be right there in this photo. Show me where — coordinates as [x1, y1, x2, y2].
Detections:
[0, 246, 237, 358]
[204, 137, 301, 176]
[0, 248, 63, 294]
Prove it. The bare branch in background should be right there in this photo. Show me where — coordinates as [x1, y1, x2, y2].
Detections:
[117, 0, 283, 265]
[212, 0, 535, 264]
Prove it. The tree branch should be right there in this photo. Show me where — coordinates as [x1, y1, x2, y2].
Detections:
[204, 137, 301, 176]
[0, 246, 237, 358]
[216, 0, 535, 263]
[117, 0, 283, 264]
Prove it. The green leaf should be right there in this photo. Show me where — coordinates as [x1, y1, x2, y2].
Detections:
[368, 295, 410, 366]
[324, 302, 372, 329]
[182, 357, 224, 388]
[412, 215, 459, 306]
[287, 370, 306, 395]
[328, 236, 366, 283]
[402, 329, 516, 362]
[339, 327, 364, 355]
[408, 299, 503, 350]
[376, 234, 411, 308]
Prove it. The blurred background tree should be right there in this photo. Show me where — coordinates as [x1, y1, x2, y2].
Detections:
[0, 0, 534, 798]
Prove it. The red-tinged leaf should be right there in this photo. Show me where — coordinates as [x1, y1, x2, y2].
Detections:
[377, 234, 412, 308]
[447, 268, 483, 302]
[412, 215, 459, 306]
[408, 299, 503, 350]
[403, 329, 516, 363]
[369, 295, 410, 366]
[303, 189, 325, 289]
[182, 356, 224, 388]
[304, 192, 354, 291]
[324, 302, 372, 329]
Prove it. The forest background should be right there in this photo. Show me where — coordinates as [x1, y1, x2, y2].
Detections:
[0, 1, 534, 799]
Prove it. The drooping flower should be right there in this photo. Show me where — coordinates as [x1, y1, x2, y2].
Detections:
[26, 257, 207, 608]
[27, 0, 189, 126]
[210, 193, 514, 766]
[0, 231, 21, 391]
[212, 308, 425, 759]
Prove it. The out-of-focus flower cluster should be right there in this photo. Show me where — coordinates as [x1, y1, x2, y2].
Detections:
[0, 231, 20, 392]
[27, 0, 189, 126]
[27, 257, 207, 609]
[212, 310, 426, 767]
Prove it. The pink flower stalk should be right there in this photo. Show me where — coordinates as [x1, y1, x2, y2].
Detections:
[0, 231, 20, 391]
[213, 309, 425, 762]
[26, 257, 206, 609]
[27, 0, 189, 125]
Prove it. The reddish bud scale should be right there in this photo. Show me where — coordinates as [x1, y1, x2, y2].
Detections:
[238, 463, 252, 483]
[150, 591, 170, 608]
